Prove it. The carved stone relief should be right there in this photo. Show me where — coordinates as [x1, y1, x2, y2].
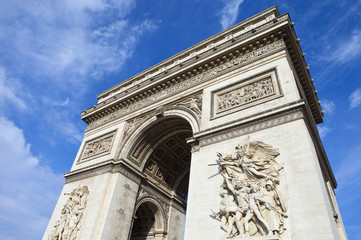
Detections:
[212, 69, 281, 118]
[218, 77, 274, 111]
[49, 186, 89, 240]
[85, 40, 285, 130]
[175, 93, 203, 118]
[211, 137, 287, 238]
[79, 131, 116, 163]
[95, 13, 287, 103]
[124, 114, 151, 139]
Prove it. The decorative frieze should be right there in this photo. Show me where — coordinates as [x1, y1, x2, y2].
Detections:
[79, 131, 116, 163]
[212, 69, 281, 118]
[199, 109, 304, 146]
[211, 138, 287, 238]
[217, 77, 274, 111]
[84, 40, 286, 130]
[96, 13, 288, 103]
[49, 186, 89, 240]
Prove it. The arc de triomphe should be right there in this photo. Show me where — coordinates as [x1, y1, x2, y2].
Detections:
[44, 6, 347, 240]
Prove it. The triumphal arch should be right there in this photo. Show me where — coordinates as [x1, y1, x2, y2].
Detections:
[44, 6, 348, 240]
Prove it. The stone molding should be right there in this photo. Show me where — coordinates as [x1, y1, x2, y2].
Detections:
[136, 187, 170, 227]
[198, 108, 304, 147]
[94, 7, 284, 104]
[124, 113, 154, 140]
[78, 130, 117, 163]
[137, 183, 186, 215]
[65, 160, 143, 185]
[122, 91, 202, 141]
[211, 68, 282, 119]
[83, 39, 286, 131]
[174, 92, 203, 119]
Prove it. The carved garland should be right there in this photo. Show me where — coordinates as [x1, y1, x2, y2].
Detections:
[211, 138, 287, 238]
[84, 39, 286, 130]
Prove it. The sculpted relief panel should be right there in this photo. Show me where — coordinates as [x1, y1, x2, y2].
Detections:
[85, 40, 285, 130]
[211, 137, 287, 239]
[175, 93, 203, 118]
[49, 186, 89, 240]
[212, 69, 281, 118]
[78, 131, 116, 163]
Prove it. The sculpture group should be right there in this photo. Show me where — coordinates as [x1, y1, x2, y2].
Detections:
[212, 138, 287, 238]
[217, 77, 274, 112]
[49, 186, 89, 240]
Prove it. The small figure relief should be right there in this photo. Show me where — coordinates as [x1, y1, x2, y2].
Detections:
[124, 115, 148, 138]
[49, 186, 89, 240]
[176, 94, 202, 118]
[80, 133, 115, 161]
[211, 137, 287, 239]
[217, 77, 275, 113]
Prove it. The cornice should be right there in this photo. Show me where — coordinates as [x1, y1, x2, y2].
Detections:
[83, 38, 287, 130]
[64, 159, 144, 185]
[81, 5, 323, 130]
[195, 102, 306, 146]
[94, 6, 281, 103]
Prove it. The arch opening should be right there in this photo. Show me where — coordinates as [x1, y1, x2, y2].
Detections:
[130, 201, 163, 240]
[129, 117, 193, 203]
[129, 116, 193, 239]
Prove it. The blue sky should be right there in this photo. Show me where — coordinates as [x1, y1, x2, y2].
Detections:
[0, 0, 360, 239]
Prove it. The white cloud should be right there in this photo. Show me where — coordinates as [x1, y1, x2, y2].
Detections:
[318, 125, 330, 138]
[219, 0, 245, 30]
[0, 0, 157, 90]
[0, 67, 27, 112]
[0, 117, 64, 240]
[321, 99, 335, 115]
[349, 88, 361, 109]
[330, 30, 361, 63]
[0, 0, 158, 145]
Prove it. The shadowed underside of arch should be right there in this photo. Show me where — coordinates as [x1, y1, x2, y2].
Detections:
[128, 117, 192, 202]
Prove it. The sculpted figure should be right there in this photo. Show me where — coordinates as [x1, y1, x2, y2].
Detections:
[49, 186, 89, 240]
[177, 96, 202, 117]
[261, 180, 288, 235]
[213, 137, 287, 238]
[243, 183, 270, 236]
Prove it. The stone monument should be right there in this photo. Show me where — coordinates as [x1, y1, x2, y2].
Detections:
[44, 6, 348, 240]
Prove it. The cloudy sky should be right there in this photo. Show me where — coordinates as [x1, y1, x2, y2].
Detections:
[0, 0, 360, 239]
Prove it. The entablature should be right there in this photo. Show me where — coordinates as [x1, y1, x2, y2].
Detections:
[81, 6, 323, 131]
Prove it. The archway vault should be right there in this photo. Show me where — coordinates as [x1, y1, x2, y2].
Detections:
[127, 116, 193, 203]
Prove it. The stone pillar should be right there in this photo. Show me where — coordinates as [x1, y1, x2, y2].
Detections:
[184, 116, 342, 240]
[166, 204, 186, 240]
[94, 170, 141, 240]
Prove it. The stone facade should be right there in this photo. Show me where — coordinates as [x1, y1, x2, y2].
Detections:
[44, 6, 347, 240]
